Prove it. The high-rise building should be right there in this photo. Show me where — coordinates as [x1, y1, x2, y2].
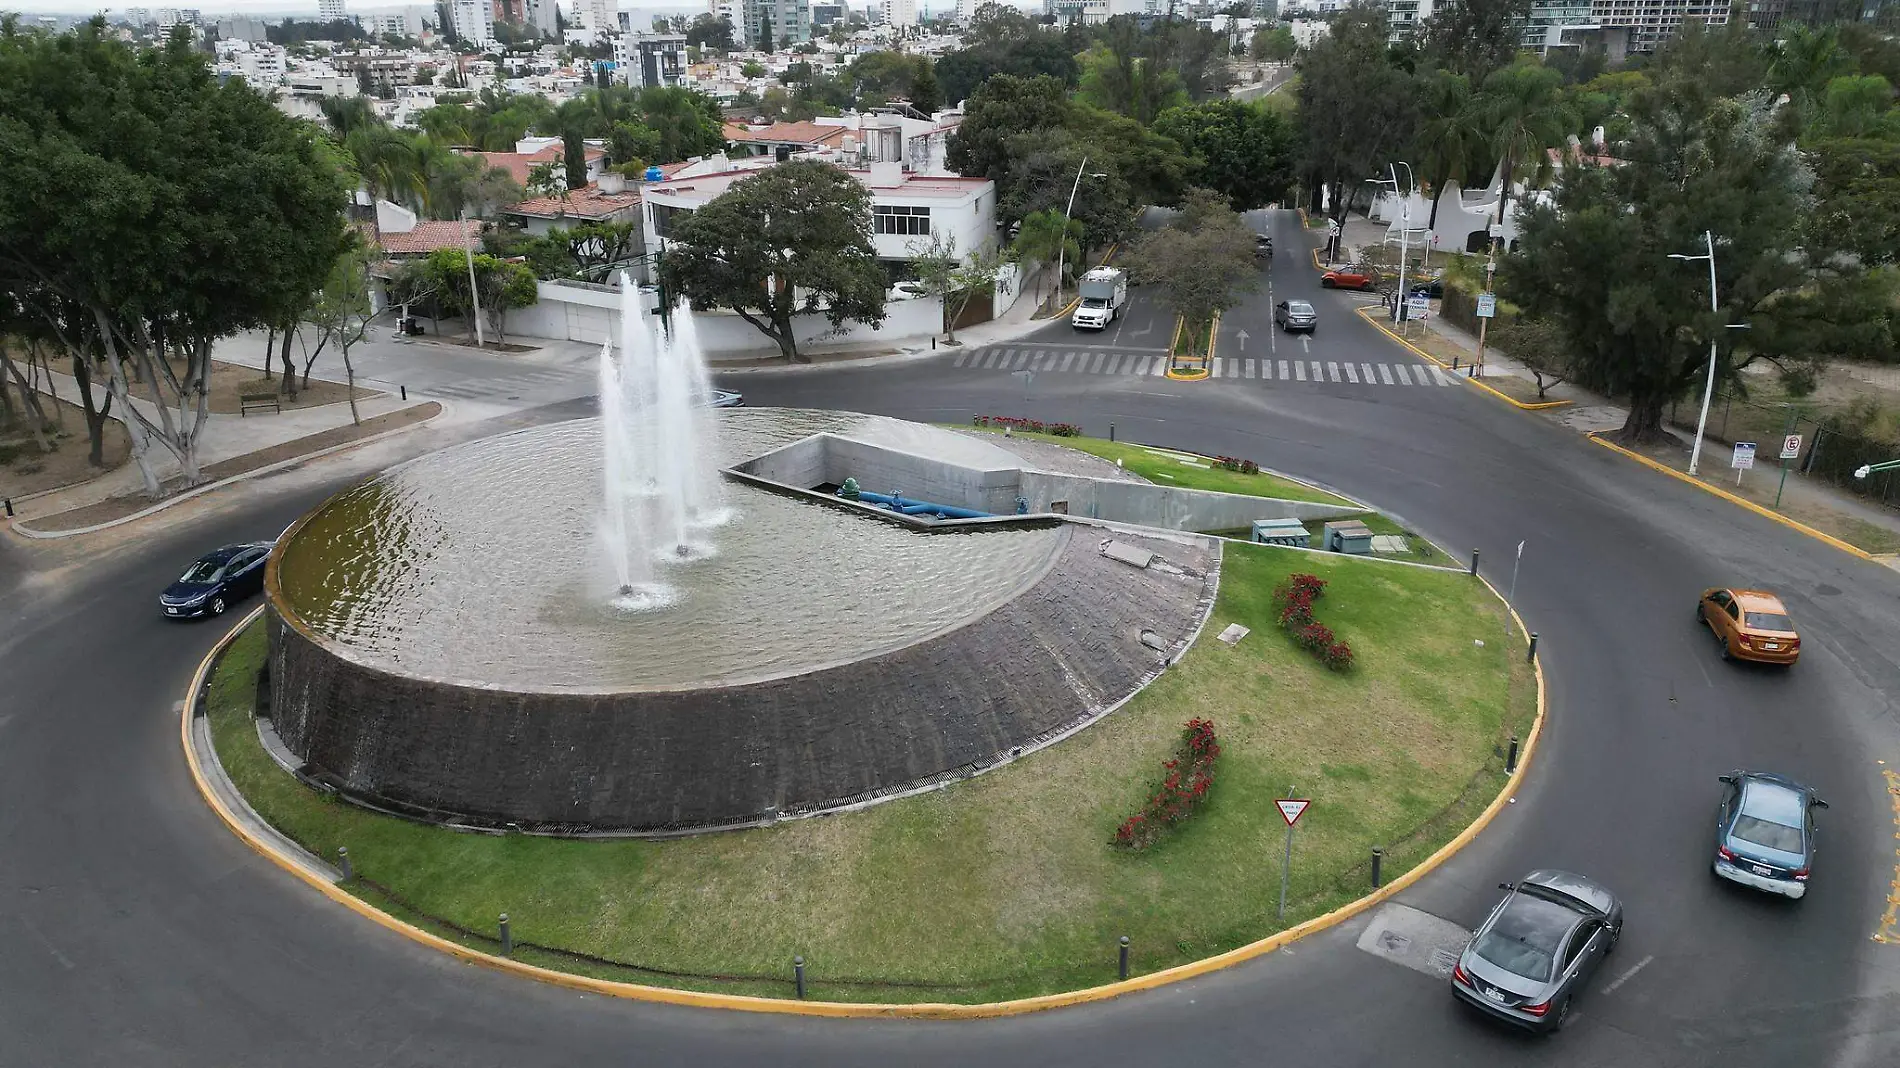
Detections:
[527, 0, 560, 35]
[1588, 0, 1728, 53]
[881, 0, 919, 25]
[814, 1, 848, 25]
[450, 0, 497, 45]
[581, 0, 617, 39]
[613, 31, 687, 86]
[319, 0, 348, 22]
[744, 0, 810, 47]
[1386, 0, 1437, 39]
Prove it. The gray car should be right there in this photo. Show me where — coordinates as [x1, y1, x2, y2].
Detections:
[1451, 870, 1624, 1033]
[1274, 299, 1317, 333]
[1713, 770, 1826, 899]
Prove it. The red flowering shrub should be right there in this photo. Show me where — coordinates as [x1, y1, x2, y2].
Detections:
[1112, 719, 1221, 850]
[1272, 574, 1355, 671]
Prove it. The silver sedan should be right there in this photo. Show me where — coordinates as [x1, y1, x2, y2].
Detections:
[1450, 870, 1624, 1033]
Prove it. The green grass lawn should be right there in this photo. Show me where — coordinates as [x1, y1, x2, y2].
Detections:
[209, 543, 1535, 1004]
[961, 425, 1357, 507]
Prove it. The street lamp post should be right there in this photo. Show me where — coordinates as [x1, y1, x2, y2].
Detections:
[1366, 162, 1414, 324]
[460, 207, 485, 349]
[1668, 231, 1748, 476]
[1054, 158, 1108, 309]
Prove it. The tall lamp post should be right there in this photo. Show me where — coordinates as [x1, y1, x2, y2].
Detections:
[460, 207, 485, 349]
[1366, 161, 1415, 324]
[1055, 158, 1108, 309]
[1668, 231, 1749, 476]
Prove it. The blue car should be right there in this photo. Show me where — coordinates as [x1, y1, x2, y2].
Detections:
[159, 542, 273, 619]
[1713, 770, 1828, 899]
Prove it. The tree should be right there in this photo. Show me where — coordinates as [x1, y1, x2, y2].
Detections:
[305, 238, 377, 425]
[1474, 60, 1576, 225]
[907, 234, 1003, 344]
[687, 14, 736, 51]
[658, 159, 886, 361]
[1252, 26, 1296, 64]
[1805, 135, 1900, 266]
[1507, 89, 1884, 442]
[1297, 4, 1419, 221]
[1153, 99, 1296, 210]
[1415, 69, 1485, 230]
[909, 57, 943, 114]
[741, 59, 766, 79]
[1077, 38, 1186, 124]
[1418, 0, 1532, 84]
[637, 86, 727, 163]
[415, 247, 539, 343]
[1128, 189, 1256, 357]
[1009, 209, 1082, 302]
[0, 21, 348, 495]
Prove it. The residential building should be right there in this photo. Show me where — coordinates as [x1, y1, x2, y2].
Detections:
[580, 0, 617, 40]
[528, 0, 560, 36]
[493, 0, 527, 25]
[744, 0, 811, 48]
[123, 8, 151, 26]
[504, 171, 646, 237]
[319, 0, 349, 21]
[371, 202, 484, 257]
[450, 0, 499, 46]
[614, 32, 689, 88]
[1287, 17, 1328, 47]
[458, 136, 611, 190]
[1588, 0, 1729, 53]
[1386, 0, 1437, 39]
[1521, 0, 1626, 56]
[365, 11, 425, 37]
[1253, 0, 1278, 16]
[334, 50, 417, 94]
[813, 1, 848, 24]
[881, 0, 920, 26]
[1047, 0, 1161, 26]
[274, 75, 358, 123]
[216, 16, 268, 40]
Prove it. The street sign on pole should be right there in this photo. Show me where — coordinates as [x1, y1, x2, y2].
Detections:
[1780, 434, 1802, 460]
[1275, 796, 1309, 920]
[1732, 442, 1757, 470]
[1405, 296, 1430, 321]
[1475, 293, 1497, 318]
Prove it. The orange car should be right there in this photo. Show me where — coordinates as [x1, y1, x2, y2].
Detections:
[1697, 588, 1801, 665]
[1320, 264, 1378, 290]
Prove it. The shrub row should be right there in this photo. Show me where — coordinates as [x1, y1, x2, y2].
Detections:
[1212, 455, 1260, 474]
[1274, 573, 1355, 671]
[1112, 718, 1221, 850]
[972, 415, 1082, 437]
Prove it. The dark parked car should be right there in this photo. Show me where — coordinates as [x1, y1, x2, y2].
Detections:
[707, 389, 744, 408]
[1409, 277, 1445, 299]
[1713, 770, 1826, 899]
[1451, 870, 1623, 1033]
[159, 542, 273, 619]
[1274, 300, 1318, 333]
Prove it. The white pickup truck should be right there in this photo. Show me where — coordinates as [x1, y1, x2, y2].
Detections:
[1071, 267, 1128, 330]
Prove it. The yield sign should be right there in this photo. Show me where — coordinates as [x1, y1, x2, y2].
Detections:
[1276, 799, 1311, 826]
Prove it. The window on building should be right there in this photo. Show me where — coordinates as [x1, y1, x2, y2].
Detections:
[652, 202, 692, 239]
[873, 203, 930, 236]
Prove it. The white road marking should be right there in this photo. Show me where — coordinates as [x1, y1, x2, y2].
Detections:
[1279, 359, 1290, 379]
[953, 352, 968, 367]
[1310, 360, 1324, 381]
[1294, 361, 1306, 381]
[1342, 363, 1359, 383]
[1378, 364, 1395, 385]
[1151, 356, 1168, 376]
[1059, 352, 1077, 372]
[1327, 361, 1341, 382]
[1602, 954, 1654, 995]
[1362, 362, 1376, 383]
[1245, 359, 1257, 379]
[1210, 359, 1223, 378]
[1088, 353, 1105, 373]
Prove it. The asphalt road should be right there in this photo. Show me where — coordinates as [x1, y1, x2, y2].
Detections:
[5, 210, 1900, 1066]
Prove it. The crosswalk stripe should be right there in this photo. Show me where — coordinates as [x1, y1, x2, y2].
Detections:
[1106, 354, 1124, 375]
[1210, 358, 1221, 378]
[977, 349, 996, 368]
[1011, 351, 1029, 369]
[1342, 363, 1359, 383]
[1362, 363, 1376, 384]
[1433, 365, 1459, 386]
[953, 351, 968, 368]
[1294, 361, 1306, 381]
[1310, 360, 1324, 381]
[1148, 356, 1165, 376]
[1378, 364, 1395, 385]
[1397, 364, 1419, 385]
[1057, 352, 1074, 372]
[1327, 361, 1340, 382]
[1086, 352, 1102, 373]
[1245, 359, 1257, 379]
[1279, 359, 1290, 380]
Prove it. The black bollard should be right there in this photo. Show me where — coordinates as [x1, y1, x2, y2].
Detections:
[499, 913, 512, 956]
[931, 336, 937, 350]
[336, 846, 352, 881]
[794, 955, 806, 999]
[3, 497, 12, 518]
[1118, 936, 1130, 981]
[1109, 422, 1116, 442]
[1469, 549, 1480, 576]
[1527, 632, 1539, 663]
[1453, 354, 1460, 371]
[400, 384, 407, 400]
[1371, 848, 1384, 889]
[1506, 736, 1520, 774]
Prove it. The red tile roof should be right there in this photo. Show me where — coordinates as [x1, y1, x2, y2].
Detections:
[375, 219, 482, 255]
[506, 184, 643, 221]
[460, 144, 609, 187]
[722, 121, 848, 148]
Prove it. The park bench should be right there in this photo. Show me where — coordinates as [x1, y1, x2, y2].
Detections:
[239, 392, 281, 416]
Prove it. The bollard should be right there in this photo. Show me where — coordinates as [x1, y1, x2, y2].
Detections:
[1452, 355, 1460, 371]
[1118, 936, 1130, 981]
[931, 336, 937, 350]
[336, 846, 352, 881]
[499, 913, 512, 956]
[1371, 848, 1384, 889]
[1109, 422, 1116, 443]
[3, 497, 12, 518]
[1527, 632, 1539, 663]
[1506, 735, 1520, 774]
[794, 955, 806, 999]
[400, 384, 407, 401]
[1469, 549, 1480, 576]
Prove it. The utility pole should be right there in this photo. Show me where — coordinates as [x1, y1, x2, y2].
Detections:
[1669, 231, 1722, 476]
[461, 207, 485, 348]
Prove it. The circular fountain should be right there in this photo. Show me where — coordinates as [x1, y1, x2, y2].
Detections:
[263, 280, 1221, 834]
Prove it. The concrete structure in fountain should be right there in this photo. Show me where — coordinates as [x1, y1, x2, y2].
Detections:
[260, 410, 1262, 835]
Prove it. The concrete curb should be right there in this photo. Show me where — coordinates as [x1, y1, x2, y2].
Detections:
[1354, 307, 1571, 412]
[8, 402, 449, 539]
[1587, 432, 1877, 563]
[180, 545, 1548, 1019]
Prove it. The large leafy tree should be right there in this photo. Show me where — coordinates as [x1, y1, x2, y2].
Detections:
[1418, 0, 1531, 84]
[635, 86, 727, 163]
[0, 20, 348, 495]
[1009, 209, 1082, 302]
[658, 159, 886, 362]
[1128, 188, 1257, 357]
[945, 73, 1074, 180]
[1506, 87, 1887, 443]
[1152, 99, 1296, 211]
[1474, 60, 1577, 224]
[1297, 4, 1419, 220]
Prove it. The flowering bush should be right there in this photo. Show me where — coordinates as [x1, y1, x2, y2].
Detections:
[1212, 455, 1261, 474]
[1112, 719, 1221, 850]
[1273, 574, 1355, 671]
[972, 416, 1082, 437]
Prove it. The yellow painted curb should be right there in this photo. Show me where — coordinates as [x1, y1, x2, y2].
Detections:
[1164, 313, 1218, 381]
[1049, 242, 1122, 321]
[184, 580, 1548, 1018]
[1586, 433, 1876, 562]
[1354, 307, 1571, 412]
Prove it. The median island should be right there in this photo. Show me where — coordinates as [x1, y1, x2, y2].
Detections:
[202, 435, 1536, 1006]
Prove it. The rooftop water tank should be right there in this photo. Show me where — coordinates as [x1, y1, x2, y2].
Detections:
[644, 165, 663, 182]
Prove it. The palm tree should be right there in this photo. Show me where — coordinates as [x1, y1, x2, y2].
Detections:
[1767, 25, 1850, 110]
[1417, 69, 1486, 232]
[1011, 209, 1083, 304]
[345, 126, 423, 207]
[1474, 62, 1577, 228]
[318, 95, 378, 138]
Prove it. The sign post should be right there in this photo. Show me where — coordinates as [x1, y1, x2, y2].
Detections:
[1275, 796, 1311, 920]
[1775, 418, 1802, 510]
[1731, 442, 1757, 487]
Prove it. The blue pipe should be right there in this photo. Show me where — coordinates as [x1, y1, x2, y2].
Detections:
[848, 489, 991, 519]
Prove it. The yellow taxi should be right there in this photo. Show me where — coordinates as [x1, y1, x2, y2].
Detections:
[1696, 588, 1800, 665]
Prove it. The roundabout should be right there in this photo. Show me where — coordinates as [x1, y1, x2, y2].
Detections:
[6, 212, 1900, 1066]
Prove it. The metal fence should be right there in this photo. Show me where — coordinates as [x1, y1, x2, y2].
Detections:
[1666, 390, 1900, 511]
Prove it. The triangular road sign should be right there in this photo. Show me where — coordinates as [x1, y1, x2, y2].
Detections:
[1276, 799, 1310, 826]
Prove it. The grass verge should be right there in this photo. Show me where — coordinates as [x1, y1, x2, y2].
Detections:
[961, 424, 1355, 506]
[208, 543, 1535, 1004]
[1620, 437, 1900, 555]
